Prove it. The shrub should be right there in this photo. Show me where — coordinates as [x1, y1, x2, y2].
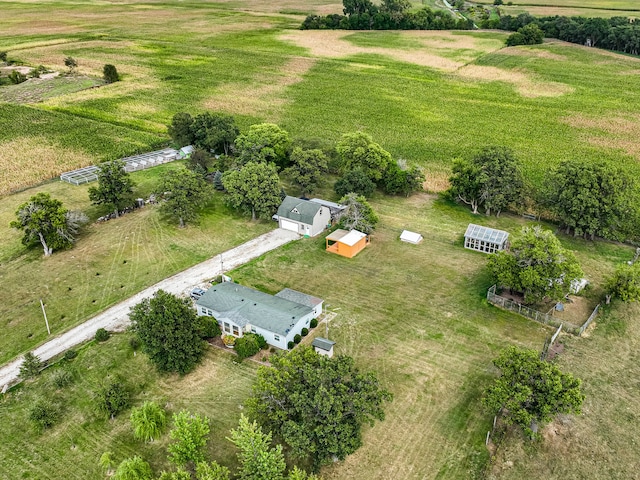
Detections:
[49, 369, 74, 389]
[310, 318, 318, 328]
[294, 334, 302, 344]
[301, 328, 309, 337]
[129, 336, 141, 351]
[287, 341, 295, 349]
[29, 398, 60, 431]
[20, 352, 42, 379]
[63, 349, 78, 361]
[103, 64, 120, 83]
[269, 347, 276, 353]
[198, 317, 221, 339]
[234, 334, 261, 361]
[64, 56, 77, 72]
[130, 401, 167, 442]
[113, 456, 153, 480]
[97, 381, 130, 419]
[8, 70, 27, 84]
[0, 51, 7, 62]
[95, 328, 110, 342]
[222, 335, 236, 347]
[255, 334, 267, 349]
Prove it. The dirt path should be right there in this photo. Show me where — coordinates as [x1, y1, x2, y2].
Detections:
[0, 228, 299, 391]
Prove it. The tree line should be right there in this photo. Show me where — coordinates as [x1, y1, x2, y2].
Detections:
[448, 146, 640, 242]
[486, 13, 640, 55]
[301, 0, 472, 31]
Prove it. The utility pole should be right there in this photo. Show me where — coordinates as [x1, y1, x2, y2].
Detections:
[40, 298, 51, 335]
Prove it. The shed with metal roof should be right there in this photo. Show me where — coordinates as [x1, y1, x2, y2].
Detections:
[464, 224, 509, 254]
[312, 337, 336, 358]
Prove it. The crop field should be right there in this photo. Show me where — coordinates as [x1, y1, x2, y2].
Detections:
[2, 1, 640, 194]
[2, 0, 640, 478]
[0, 162, 272, 364]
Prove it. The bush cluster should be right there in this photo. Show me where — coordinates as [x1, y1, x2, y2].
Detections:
[234, 333, 265, 361]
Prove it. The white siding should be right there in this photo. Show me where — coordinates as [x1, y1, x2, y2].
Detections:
[280, 218, 299, 233]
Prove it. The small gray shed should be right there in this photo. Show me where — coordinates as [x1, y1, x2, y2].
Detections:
[464, 224, 509, 254]
[312, 337, 336, 358]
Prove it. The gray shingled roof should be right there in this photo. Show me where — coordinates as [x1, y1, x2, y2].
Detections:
[312, 337, 336, 351]
[196, 282, 313, 336]
[464, 224, 509, 245]
[275, 288, 323, 308]
[277, 196, 322, 225]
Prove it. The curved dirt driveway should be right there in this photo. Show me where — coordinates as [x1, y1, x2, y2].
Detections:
[0, 228, 299, 390]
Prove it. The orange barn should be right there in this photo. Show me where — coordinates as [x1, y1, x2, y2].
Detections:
[325, 229, 369, 258]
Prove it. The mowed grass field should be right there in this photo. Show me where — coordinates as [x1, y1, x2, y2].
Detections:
[1, 191, 634, 479]
[2, 0, 640, 478]
[0, 162, 272, 364]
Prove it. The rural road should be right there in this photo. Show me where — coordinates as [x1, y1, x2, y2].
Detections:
[0, 228, 299, 391]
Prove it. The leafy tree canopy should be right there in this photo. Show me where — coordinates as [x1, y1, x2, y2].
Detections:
[157, 167, 211, 227]
[336, 132, 393, 182]
[192, 112, 239, 156]
[604, 262, 640, 304]
[228, 414, 286, 480]
[334, 168, 376, 198]
[88, 159, 135, 218]
[130, 401, 167, 442]
[483, 346, 584, 438]
[235, 123, 292, 169]
[103, 64, 119, 83]
[96, 381, 130, 419]
[246, 346, 392, 470]
[545, 158, 639, 241]
[222, 162, 282, 221]
[187, 148, 214, 176]
[168, 112, 195, 148]
[10, 192, 86, 256]
[284, 147, 328, 197]
[129, 290, 205, 374]
[488, 226, 583, 303]
[113, 456, 153, 480]
[343, 0, 376, 15]
[338, 193, 379, 234]
[168, 410, 211, 467]
[382, 161, 424, 196]
[195, 461, 231, 480]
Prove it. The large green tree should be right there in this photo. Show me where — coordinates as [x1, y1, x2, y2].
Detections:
[334, 168, 376, 198]
[604, 262, 640, 304]
[88, 159, 135, 218]
[338, 193, 378, 234]
[483, 346, 584, 438]
[157, 167, 211, 227]
[11, 192, 86, 256]
[235, 123, 292, 169]
[168, 410, 211, 468]
[246, 346, 392, 470]
[336, 132, 392, 182]
[222, 162, 282, 221]
[129, 290, 205, 374]
[488, 226, 583, 303]
[545, 158, 638, 240]
[448, 147, 523, 216]
[284, 147, 328, 197]
[168, 112, 195, 147]
[228, 414, 286, 480]
[192, 112, 239, 156]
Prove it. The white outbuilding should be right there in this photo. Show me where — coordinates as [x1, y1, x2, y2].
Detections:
[400, 230, 423, 244]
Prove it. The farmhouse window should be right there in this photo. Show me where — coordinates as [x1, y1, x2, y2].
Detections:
[251, 326, 256, 334]
[274, 334, 280, 341]
[232, 325, 239, 336]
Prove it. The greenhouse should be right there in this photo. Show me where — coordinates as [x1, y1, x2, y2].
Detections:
[463, 224, 509, 254]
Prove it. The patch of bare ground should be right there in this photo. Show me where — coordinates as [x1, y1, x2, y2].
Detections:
[0, 137, 93, 196]
[497, 46, 567, 61]
[203, 56, 316, 119]
[563, 113, 640, 160]
[280, 30, 463, 71]
[456, 65, 574, 98]
[423, 167, 451, 193]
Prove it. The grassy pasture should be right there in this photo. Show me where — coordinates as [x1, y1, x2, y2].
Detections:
[0, 163, 272, 364]
[0, 334, 256, 479]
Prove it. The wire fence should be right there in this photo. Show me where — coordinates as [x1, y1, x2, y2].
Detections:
[487, 285, 599, 336]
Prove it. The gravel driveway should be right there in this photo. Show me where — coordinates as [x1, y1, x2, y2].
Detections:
[0, 228, 299, 391]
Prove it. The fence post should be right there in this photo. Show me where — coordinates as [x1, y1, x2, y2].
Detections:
[486, 431, 490, 445]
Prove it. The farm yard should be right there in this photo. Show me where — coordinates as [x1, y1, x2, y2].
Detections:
[1, 0, 640, 479]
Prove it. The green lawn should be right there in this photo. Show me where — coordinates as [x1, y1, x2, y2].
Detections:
[0, 163, 273, 364]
